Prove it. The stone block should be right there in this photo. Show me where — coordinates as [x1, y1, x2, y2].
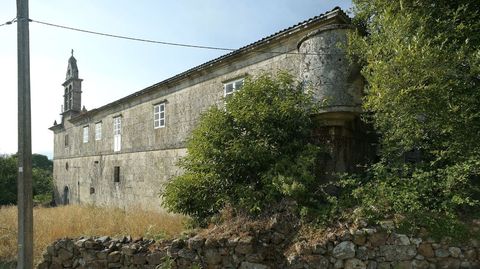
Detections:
[345, 258, 366, 269]
[378, 245, 416, 261]
[333, 241, 356, 259]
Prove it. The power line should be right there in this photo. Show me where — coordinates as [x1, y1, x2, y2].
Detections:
[30, 19, 340, 56]
[31, 19, 238, 52]
[0, 17, 16, 27]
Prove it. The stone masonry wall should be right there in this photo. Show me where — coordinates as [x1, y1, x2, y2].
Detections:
[38, 220, 480, 269]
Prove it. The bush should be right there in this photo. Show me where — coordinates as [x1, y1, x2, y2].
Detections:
[0, 154, 54, 205]
[346, 0, 480, 230]
[162, 72, 323, 223]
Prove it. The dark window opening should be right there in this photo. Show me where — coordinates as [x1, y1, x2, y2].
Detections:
[90, 187, 95, 194]
[63, 186, 69, 205]
[114, 166, 120, 183]
[65, 134, 69, 147]
[65, 162, 69, 171]
[94, 161, 99, 164]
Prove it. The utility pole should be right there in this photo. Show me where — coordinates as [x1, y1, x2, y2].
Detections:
[17, 0, 33, 268]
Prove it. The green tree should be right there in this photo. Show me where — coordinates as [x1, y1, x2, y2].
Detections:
[0, 154, 54, 205]
[162, 72, 323, 222]
[0, 155, 17, 205]
[32, 153, 53, 171]
[348, 0, 480, 219]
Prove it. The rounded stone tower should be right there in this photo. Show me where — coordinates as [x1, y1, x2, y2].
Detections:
[298, 24, 373, 177]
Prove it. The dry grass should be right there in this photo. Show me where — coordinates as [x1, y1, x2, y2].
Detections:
[0, 204, 186, 264]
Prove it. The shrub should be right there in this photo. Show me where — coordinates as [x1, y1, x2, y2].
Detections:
[162, 72, 323, 223]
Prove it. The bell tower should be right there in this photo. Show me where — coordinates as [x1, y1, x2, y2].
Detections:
[62, 50, 83, 117]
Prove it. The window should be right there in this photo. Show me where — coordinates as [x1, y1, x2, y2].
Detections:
[224, 78, 244, 98]
[83, 126, 89, 143]
[95, 122, 102, 140]
[64, 134, 69, 147]
[113, 116, 122, 152]
[154, 103, 165, 128]
[113, 166, 120, 183]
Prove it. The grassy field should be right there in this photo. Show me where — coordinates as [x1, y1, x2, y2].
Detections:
[0, 205, 186, 264]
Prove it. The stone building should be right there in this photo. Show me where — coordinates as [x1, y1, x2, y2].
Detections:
[50, 7, 369, 211]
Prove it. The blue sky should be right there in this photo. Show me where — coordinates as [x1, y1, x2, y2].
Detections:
[0, 1, 352, 158]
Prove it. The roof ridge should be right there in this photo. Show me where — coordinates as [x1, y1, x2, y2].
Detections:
[66, 6, 350, 123]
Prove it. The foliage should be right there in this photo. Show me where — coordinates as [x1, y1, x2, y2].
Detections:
[0, 155, 17, 205]
[162, 72, 323, 223]
[347, 0, 480, 226]
[0, 154, 54, 205]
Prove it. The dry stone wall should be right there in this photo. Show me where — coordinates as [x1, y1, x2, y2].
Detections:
[38, 224, 480, 269]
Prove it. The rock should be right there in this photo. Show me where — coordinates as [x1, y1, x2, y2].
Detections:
[412, 260, 430, 269]
[107, 251, 121, 263]
[75, 238, 89, 248]
[187, 236, 205, 250]
[107, 262, 122, 268]
[311, 244, 327, 255]
[367, 261, 377, 269]
[97, 236, 110, 244]
[435, 249, 450, 258]
[362, 228, 377, 235]
[57, 248, 73, 261]
[204, 237, 219, 248]
[354, 234, 367, 246]
[418, 243, 435, 258]
[356, 246, 369, 260]
[171, 238, 185, 249]
[177, 249, 197, 260]
[146, 252, 165, 265]
[334, 259, 344, 268]
[333, 241, 356, 259]
[377, 262, 390, 269]
[132, 253, 146, 265]
[239, 261, 269, 269]
[393, 261, 412, 269]
[392, 234, 410, 246]
[460, 261, 471, 268]
[84, 240, 102, 250]
[204, 248, 222, 265]
[448, 247, 461, 258]
[235, 236, 254, 255]
[345, 258, 366, 269]
[411, 238, 423, 247]
[378, 245, 416, 261]
[369, 232, 388, 247]
[37, 261, 49, 269]
[380, 221, 395, 230]
[464, 249, 477, 260]
[437, 258, 460, 269]
[246, 253, 264, 263]
[122, 244, 138, 256]
[304, 255, 329, 269]
[271, 232, 285, 245]
[96, 250, 109, 260]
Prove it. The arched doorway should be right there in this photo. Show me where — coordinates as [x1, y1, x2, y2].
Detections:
[63, 186, 69, 205]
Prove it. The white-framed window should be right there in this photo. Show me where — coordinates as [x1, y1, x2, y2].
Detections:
[154, 103, 165, 128]
[224, 78, 244, 98]
[95, 122, 102, 140]
[82, 126, 89, 143]
[113, 116, 121, 152]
